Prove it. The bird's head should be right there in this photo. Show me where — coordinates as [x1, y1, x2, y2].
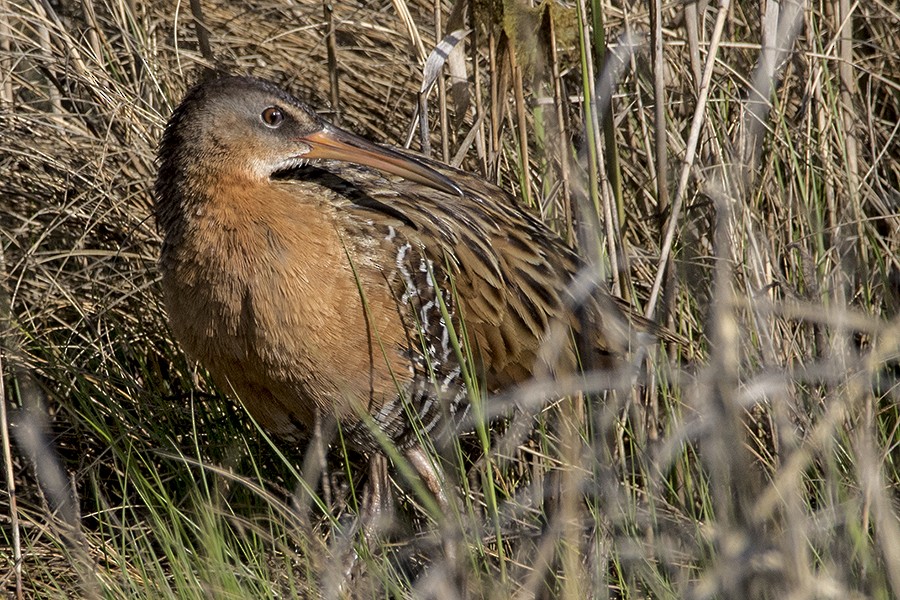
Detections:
[155, 76, 461, 199]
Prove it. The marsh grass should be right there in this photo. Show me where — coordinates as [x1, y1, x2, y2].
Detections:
[1, 0, 899, 597]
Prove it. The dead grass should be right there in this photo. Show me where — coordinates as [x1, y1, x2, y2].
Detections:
[1, 0, 899, 598]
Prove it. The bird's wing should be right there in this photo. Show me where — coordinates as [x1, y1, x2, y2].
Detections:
[276, 159, 651, 387]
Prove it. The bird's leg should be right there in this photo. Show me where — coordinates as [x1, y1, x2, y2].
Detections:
[405, 445, 451, 511]
[360, 452, 394, 542]
[312, 409, 334, 512]
[405, 445, 463, 573]
[323, 454, 394, 597]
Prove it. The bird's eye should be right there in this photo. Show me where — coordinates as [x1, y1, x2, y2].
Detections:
[261, 106, 284, 128]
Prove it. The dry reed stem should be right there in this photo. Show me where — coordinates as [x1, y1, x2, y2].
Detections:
[644, 0, 730, 320]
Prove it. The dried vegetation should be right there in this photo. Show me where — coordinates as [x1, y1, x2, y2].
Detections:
[1, 0, 899, 598]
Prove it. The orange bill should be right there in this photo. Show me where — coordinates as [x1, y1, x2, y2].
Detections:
[299, 126, 463, 197]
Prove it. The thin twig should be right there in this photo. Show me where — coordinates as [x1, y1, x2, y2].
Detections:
[644, 0, 731, 320]
[546, 9, 573, 241]
[434, 0, 450, 162]
[188, 0, 213, 63]
[650, 0, 672, 313]
[323, 0, 341, 124]
[508, 45, 532, 207]
[0, 248, 23, 600]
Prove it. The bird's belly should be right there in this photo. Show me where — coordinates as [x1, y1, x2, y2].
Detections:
[161, 252, 419, 446]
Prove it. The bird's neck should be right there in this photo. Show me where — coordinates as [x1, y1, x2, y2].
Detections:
[160, 172, 353, 292]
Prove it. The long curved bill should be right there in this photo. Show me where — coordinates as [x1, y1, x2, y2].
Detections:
[298, 125, 463, 197]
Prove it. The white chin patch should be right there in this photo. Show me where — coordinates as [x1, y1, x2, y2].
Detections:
[257, 156, 311, 178]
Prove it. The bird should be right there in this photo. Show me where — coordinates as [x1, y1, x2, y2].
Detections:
[155, 75, 647, 511]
